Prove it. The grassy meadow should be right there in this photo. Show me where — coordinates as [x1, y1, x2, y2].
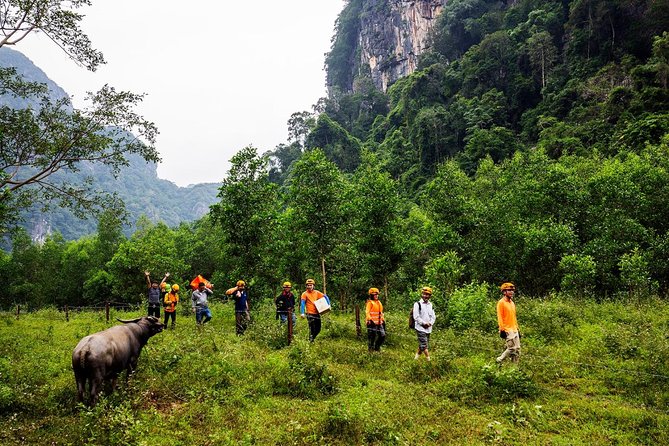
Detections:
[0, 296, 668, 445]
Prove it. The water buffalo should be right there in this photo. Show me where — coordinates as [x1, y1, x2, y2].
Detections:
[72, 316, 164, 406]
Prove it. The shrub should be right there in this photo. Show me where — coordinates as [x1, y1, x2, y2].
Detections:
[521, 298, 579, 343]
[322, 403, 364, 440]
[559, 254, 597, 297]
[445, 361, 537, 403]
[277, 343, 339, 398]
[445, 282, 496, 331]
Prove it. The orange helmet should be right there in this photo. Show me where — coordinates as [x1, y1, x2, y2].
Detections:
[236, 280, 245, 287]
[368, 287, 380, 295]
[306, 279, 315, 285]
[421, 286, 433, 295]
[500, 282, 516, 291]
[282, 281, 292, 288]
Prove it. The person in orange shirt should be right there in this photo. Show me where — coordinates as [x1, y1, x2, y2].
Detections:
[163, 284, 179, 329]
[365, 287, 385, 353]
[496, 282, 520, 363]
[300, 278, 329, 342]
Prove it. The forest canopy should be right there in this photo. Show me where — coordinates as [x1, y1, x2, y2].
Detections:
[2, 0, 669, 308]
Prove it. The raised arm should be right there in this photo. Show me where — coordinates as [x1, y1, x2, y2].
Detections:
[160, 272, 170, 287]
[145, 271, 151, 288]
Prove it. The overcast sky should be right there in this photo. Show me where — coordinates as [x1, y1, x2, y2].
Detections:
[18, 1, 345, 186]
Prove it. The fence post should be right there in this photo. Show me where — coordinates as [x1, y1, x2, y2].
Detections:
[355, 304, 361, 338]
[16, 304, 20, 320]
[287, 307, 293, 345]
[65, 305, 69, 322]
[105, 301, 110, 322]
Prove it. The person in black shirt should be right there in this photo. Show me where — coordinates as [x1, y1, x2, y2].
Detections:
[275, 281, 296, 326]
[145, 271, 169, 318]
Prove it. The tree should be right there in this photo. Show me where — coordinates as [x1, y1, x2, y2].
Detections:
[650, 31, 669, 89]
[346, 152, 402, 300]
[559, 253, 597, 297]
[526, 31, 558, 89]
[210, 146, 279, 292]
[305, 114, 362, 172]
[107, 217, 188, 302]
[286, 149, 346, 292]
[0, 0, 105, 71]
[287, 111, 316, 145]
[93, 206, 126, 266]
[0, 0, 159, 232]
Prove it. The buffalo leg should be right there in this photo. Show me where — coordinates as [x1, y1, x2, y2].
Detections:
[90, 372, 103, 407]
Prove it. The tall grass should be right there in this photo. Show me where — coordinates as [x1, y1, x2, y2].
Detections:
[0, 297, 667, 445]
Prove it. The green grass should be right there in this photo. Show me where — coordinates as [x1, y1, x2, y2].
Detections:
[0, 297, 667, 445]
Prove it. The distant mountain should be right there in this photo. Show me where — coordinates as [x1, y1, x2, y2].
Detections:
[0, 47, 221, 241]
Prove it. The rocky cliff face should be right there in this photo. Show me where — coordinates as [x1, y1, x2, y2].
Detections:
[328, 0, 446, 94]
[360, 0, 445, 92]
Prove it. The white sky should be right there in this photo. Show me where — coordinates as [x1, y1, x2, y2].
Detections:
[18, 1, 345, 186]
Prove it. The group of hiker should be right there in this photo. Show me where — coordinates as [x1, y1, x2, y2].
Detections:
[144, 272, 521, 363]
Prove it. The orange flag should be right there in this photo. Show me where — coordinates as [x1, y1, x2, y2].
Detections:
[190, 275, 212, 290]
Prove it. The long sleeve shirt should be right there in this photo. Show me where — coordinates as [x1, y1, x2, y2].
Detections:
[192, 288, 213, 309]
[497, 297, 518, 334]
[275, 292, 296, 312]
[414, 300, 436, 334]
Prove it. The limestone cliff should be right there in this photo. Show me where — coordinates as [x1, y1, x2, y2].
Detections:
[327, 0, 446, 93]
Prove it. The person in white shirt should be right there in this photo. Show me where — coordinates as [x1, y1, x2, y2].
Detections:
[414, 286, 436, 360]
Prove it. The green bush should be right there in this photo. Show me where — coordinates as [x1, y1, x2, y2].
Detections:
[559, 254, 597, 297]
[322, 403, 364, 440]
[445, 361, 537, 403]
[274, 343, 339, 399]
[404, 357, 453, 383]
[522, 298, 579, 343]
[445, 282, 496, 331]
[0, 384, 14, 413]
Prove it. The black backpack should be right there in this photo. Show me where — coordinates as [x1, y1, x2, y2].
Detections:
[408, 301, 421, 329]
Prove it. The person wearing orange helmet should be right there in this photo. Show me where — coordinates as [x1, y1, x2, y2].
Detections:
[496, 282, 520, 363]
[300, 278, 330, 342]
[226, 280, 250, 335]
[413, 286, 436, 360]
[365, 287, 386, 353]
[275, 281, 297, 326]
[163, 283, 179, 329]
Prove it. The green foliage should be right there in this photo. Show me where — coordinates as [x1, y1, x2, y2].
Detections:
[325, 0, 364, 91]
[282, 343, 339, 398]
[559, 254, 597, 297]
[286, 149, 346, 284]
[0, 301, 668, 444]
[210, 146, 278, 295]
[306, 114, 362, 172]
[423, 251, 464, 296]
[619, 248, 654, 298]
[521, 297, 579, 343]
[445, 282, 495, 331]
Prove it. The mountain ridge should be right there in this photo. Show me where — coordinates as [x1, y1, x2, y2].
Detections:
[0, 47, 221, 241]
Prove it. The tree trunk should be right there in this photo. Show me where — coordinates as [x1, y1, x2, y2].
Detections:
[321, 257, 327, 295]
